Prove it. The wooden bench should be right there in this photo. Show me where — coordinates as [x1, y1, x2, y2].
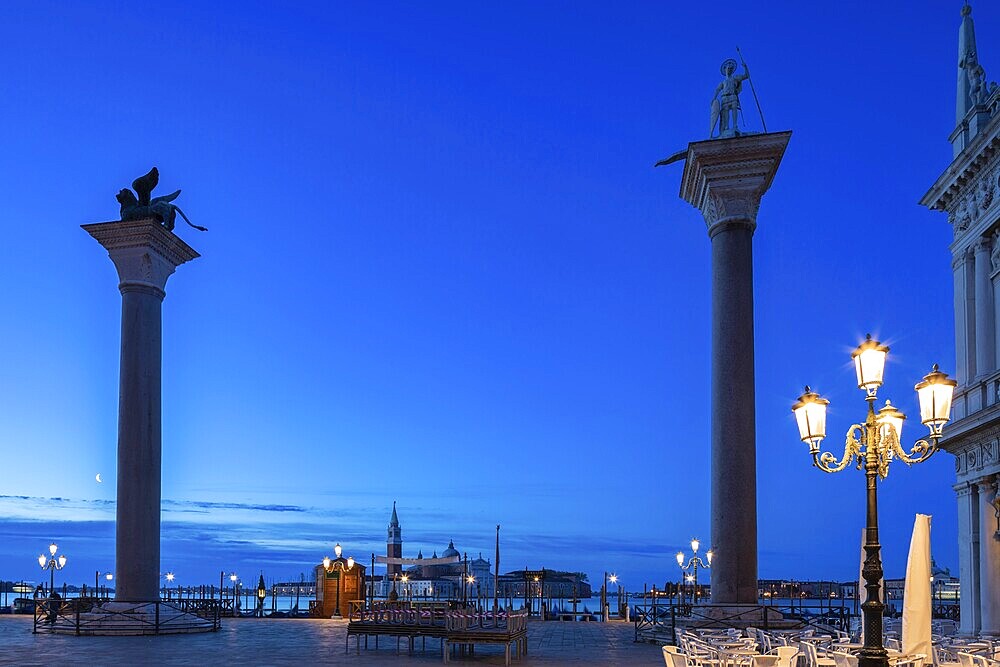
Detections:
[443, 611, 528, 666]
[345, 608, 529, 665]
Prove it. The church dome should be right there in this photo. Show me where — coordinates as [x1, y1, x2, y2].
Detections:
[442, 540, 460, 558]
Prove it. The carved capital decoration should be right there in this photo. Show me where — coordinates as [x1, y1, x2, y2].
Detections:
[678, 131, 792, 237]
[992, 230, 1000, 272]
[954, 480, 975, 497]
[82, 218, 200, 296]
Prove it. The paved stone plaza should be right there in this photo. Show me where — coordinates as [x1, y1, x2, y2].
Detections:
[0, 616, 662, 666]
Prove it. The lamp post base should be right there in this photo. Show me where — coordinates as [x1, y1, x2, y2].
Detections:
[858, 650, 890, 667]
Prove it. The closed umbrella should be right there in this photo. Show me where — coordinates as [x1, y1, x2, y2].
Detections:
[902, 514, 932, 662]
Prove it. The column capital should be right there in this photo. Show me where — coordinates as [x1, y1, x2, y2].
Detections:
[975, 236, 994, 253]
[954, 249, 974, 269]
[977, 474, 999, 494]
[678, 131, 792, 237]
[82, 219, 200, 296]
[955, 480, 977, 497]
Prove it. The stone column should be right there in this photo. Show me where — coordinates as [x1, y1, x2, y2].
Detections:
[678, 131, 791, 605]
[978, 475, 1000, 636]
[83, 219, 199, 603]
[974, 238, 995, 377]
[955, 482, 981, 635]
[954, 249, 975, 387]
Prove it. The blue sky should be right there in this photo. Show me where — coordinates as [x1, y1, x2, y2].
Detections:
[0, 0, 989, 590]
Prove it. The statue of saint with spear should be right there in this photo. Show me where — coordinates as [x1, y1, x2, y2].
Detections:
[709, 47, 767, 138]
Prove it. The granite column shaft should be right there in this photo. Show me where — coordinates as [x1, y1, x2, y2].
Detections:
[709, 219, 757, 604]
[115, 283, 164, 602]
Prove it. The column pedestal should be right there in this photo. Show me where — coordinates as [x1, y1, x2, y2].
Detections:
[678, 131, 791, 606]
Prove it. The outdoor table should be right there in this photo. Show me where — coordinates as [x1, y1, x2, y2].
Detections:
[717, 648, 760, 667]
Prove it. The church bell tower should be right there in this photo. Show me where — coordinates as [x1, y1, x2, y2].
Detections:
[386, 501, 402, 576]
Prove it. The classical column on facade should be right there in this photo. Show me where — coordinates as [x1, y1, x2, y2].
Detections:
[991, 232, 1000, 365]
[978, 475, 1000, 636]
[974, 237, 995, 378]
[955, 481, 981, 635]
[955, 247, 977, 388]
[678, 130, 792, 605]
[83, 219, 199, 603]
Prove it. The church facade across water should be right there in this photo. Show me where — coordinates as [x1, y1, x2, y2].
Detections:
[372, 503, 496, 600]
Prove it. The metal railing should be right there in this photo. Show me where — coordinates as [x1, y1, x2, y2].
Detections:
[634, 602, 853, 643]
[33, 598, 221, 635]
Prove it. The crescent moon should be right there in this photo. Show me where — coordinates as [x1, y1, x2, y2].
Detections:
[96, 473, 102, 483]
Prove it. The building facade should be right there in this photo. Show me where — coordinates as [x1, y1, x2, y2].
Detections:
[920, 3, 1000, 637]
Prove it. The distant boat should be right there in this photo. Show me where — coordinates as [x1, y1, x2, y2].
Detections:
[12, 598, 35, 614]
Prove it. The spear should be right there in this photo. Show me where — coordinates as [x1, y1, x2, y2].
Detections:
[736, 46, 767, 133]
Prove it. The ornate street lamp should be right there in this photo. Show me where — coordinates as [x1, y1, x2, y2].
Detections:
[791, 334, 955, 667]
[676, 538, 713, 604]
[38, 543, 67, 594]
[256, 574, 266, 618]
[322, 545, 355, 618]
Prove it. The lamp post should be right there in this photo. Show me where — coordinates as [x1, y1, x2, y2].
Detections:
[676, 538, 713, 604]
[322, 543, 355, 618]
[609, 574, 619, 617]
[38, 544, 67, 595]
[256, 574, 266, 618]
[96, 571, 112, 599]
[791, 334, 956, 667]
[401, 574, 409, 603]
[163, 572, 175, 601]
[229, 574, 239, 615]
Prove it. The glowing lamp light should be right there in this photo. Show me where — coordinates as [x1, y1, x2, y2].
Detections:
[166, 572, 175, 582]
[852, 334, 889, 396]
[793, 386, 830, 452]
[58, 555, 67, 568]
[49, 543, 58, 556]
[106, 573, 114, 581]
[230, 573, 238, 583]
[609, 574, 618, 584]
[675, 551, 684, 566]
[322, 556, 331, 570]
[690, 538, 700, 554]
[706, 550, 714, 565]
[334, 543, 342, 558]
[876, 400, 906, 442]
[915, 365, 957, 436]
[346, 556, 354, 570]
[38, 554, 47, 568]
